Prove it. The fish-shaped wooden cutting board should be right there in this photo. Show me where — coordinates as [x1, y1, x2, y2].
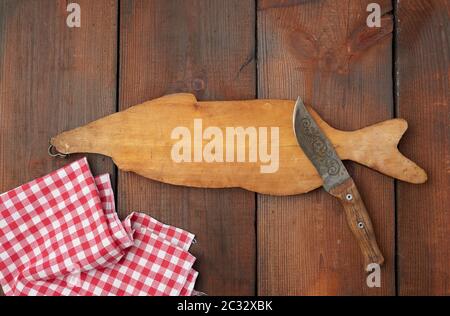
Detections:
[51, 93, 427, 195]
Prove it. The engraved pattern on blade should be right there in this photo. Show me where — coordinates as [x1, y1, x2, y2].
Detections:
[293, 97, 350, 191]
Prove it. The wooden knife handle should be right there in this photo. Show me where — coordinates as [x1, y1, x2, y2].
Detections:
[329, 178, 384, 267]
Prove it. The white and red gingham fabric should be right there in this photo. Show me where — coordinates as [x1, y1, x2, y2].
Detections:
[0, 158, 198, 296]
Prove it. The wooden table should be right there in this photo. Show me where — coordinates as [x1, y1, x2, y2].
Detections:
[0, 0, 448, 295]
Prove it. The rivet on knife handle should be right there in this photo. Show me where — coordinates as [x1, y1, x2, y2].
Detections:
[329, 178, 384, 266]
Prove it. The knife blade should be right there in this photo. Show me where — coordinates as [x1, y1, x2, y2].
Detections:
[293, 97, 384, 267]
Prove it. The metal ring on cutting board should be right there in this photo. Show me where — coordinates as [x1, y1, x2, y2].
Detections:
[48, 143, 67, 158]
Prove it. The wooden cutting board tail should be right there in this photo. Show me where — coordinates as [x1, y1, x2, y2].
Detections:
[51, 93, 427, 195]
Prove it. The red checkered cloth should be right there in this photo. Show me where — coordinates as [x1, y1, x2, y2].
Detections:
[95, 174, 198, 296]
[95, 174, 134, 250]
[0, 158, 198, 296]
[0, 158, 126, 294]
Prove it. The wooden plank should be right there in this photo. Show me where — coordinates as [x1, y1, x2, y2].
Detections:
[118, 0, 256, 295]
[396, 0, 449, 295]
[0, 0, 117, 295]
[257, 0, 396, 295]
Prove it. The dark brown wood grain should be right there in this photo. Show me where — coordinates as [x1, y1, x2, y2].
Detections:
[396, 0, 449, 295]
[0, 0, 118, 295]
[257, 0, 395, 295]
[0, 0, 448, 297]
[0, 0, 118, 186]
[118, 0, 256, 295]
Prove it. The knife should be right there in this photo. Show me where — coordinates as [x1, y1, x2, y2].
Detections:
[292, 97, 384, 267]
